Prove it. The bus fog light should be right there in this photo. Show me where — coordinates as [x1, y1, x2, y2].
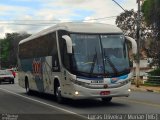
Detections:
[128, 89, 131, 92]
[75, 91, 79, 95]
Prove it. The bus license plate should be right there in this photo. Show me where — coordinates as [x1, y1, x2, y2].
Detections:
[91, 80, 103, 83]
[100, 91, 110, 95]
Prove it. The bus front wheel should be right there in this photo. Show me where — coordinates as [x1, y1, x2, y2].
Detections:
[25, 79, 30, 94]
[55, 84, 64, 103]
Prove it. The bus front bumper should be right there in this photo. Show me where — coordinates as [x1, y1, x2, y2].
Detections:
[62, 82, 131, 100]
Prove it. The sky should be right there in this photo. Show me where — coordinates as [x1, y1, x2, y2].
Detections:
[0, 0, 138, 38]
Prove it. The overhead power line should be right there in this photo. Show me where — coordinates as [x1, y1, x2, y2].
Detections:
[0, 15, 117, 22]
[0, 20, 61, 22]
[84, 16, 117, 21]
[112, 0, 126, 11]
[0, 22, 57, 26]
[0, 15, 118, 26]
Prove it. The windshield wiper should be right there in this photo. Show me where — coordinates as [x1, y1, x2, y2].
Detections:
[105, 55, 118, 75]
[89, 50, 97, 77]
[103, 49, 118, 75]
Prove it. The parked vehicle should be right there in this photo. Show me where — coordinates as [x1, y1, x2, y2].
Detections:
[7, 69, 16, 78]
[0, 70, 14, 84]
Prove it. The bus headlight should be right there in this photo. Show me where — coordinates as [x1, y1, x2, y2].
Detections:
[70, 78, 90, 87]
[119, 79, 131, 85]
[75, 91, 79, 95]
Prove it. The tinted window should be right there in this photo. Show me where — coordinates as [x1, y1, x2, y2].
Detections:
[19, 33, 56, 59]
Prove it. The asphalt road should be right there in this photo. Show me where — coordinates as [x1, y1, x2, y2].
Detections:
[0, 76, 160, 120]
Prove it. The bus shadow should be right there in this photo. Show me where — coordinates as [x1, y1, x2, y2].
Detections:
[21, 91, 128, 108]
[64, 99, 128, 108]
[22, 90, 57, 101]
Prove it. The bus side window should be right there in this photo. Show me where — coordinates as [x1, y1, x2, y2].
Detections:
[51, 32, 60, 72]
[52, 54, 60, 72]
[58, 30, 71, 71]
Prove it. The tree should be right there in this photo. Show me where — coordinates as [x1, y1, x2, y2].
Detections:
[116, 9, 137, 39]
[0, 38, 10, 67]
[0, 32, 31, 68]
[142, 0, 160, 67]
[115, 9, 152, 59]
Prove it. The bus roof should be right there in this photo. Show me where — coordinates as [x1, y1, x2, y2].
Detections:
[19, 22, 123, 45]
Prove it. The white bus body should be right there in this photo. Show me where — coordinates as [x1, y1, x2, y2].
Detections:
[18, 22, 137, 103]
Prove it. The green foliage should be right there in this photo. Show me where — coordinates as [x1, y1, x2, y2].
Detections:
[1, 40, 9, 61]
[142, 0, 160, 26]
[0, 32, 31, 68]
[116, 9, 153, 60]
[142, 0, 160, 36]
[148, 68, 160, 76]
[146, 68, 160, 86]
[116, 9, 137, 39]
[142, 0, 155, 26]
[142, 0, 160, 68]
[144, 82, 160, 87]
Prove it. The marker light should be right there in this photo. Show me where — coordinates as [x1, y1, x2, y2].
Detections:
[75, 91, 79, 95]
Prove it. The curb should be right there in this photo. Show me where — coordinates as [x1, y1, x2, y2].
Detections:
[131, 87, 160, 93]
[146, 89, 160, 93]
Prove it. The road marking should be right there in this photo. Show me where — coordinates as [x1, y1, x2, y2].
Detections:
[0, 87, 87, 120]
[115, 98, 160, 108]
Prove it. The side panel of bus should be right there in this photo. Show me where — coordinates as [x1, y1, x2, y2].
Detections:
[18, 32, 62, 95]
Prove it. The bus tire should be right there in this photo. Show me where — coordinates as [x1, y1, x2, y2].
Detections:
[101, 97, 112, 103]
[25, 78, 30, 94]
[54, 82, 63, 104]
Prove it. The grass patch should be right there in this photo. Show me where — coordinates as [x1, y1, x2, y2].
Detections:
[144, 82, 160, 87]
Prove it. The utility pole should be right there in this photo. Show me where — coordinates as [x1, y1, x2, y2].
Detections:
[135, 0, 142, 87]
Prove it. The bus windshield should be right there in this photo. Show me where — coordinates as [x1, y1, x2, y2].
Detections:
[70, 34, 129, 77]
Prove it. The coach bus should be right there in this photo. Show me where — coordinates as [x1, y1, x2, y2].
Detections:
[18, 22, 137, 103]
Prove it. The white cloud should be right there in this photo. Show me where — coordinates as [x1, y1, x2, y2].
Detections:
[0, 4, 29, 13]
[0, 24, 14, 38]
[123, 0, 138, 11]
[36, 8, 75, 20]
[43, 0, 138, 24]
[83, 17, 96, 23]
[0, 0, 139, 38]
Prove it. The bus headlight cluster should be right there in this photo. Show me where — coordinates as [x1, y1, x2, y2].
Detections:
[128, 89, 131, 92]
[75, 91, 79, 95]
[119, 79, 131, 85]
[70, 79, 90, 87]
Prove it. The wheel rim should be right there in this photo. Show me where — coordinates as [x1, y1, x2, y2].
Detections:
[56, 86, 61, 97]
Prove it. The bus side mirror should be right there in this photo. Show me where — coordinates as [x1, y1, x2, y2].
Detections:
[125, 36, 137, 54]
[62, 35, 73, 54]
